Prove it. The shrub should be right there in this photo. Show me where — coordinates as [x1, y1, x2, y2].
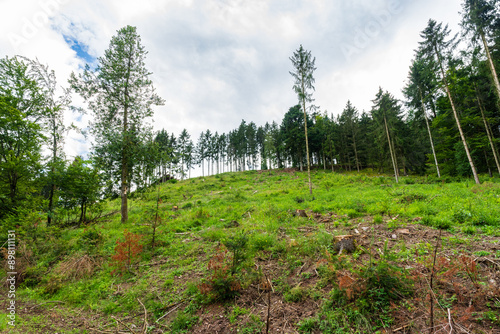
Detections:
[198, 244, 242, 302]
[110, 230, 143, 275]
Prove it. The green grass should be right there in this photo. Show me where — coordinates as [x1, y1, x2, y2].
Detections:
[2, 170, 500, 332]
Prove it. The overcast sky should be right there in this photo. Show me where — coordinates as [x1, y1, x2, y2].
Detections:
[0, 0, 464, 160]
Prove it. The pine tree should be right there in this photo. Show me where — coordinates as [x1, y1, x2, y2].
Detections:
[404, 56, 441, 177]
[70, 26, 165, 222]
[461, 0, 500, 103]
[290, 45, 316, 194]
[419, 19, 481, 184]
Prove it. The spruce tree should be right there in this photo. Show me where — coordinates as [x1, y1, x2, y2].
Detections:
[70, 26, 164, 223]
[290, 45, 316, 194]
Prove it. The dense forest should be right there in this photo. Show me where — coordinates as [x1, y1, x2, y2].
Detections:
[1, 0, 500, 227]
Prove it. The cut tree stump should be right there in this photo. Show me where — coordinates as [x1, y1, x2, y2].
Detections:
[295, 209, 308, 218]
[332, 235, 356, 255]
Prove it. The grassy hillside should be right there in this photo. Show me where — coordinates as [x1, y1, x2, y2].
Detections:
[1, 169, 500, 333]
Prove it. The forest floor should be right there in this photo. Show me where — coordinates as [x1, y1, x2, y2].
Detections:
[1, 169, 500, 333]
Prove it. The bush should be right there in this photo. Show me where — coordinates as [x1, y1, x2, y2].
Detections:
[110, 230, 143, 275]
[198, 244, 242, 302]
[325, 247, 413, 329]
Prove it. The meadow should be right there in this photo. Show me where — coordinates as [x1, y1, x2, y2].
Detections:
[1, 169, 500, 333]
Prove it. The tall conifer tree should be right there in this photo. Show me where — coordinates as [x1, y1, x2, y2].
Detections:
[290, 45, 316, 194]
[70, 26, 164, 223]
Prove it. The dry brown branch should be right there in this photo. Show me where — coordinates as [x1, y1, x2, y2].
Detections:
[429, 230, 442, 334]
[111, 315, 136, 333]
[393, 324, 410, 332]
[447, 308, 452, 334]
[156, 302, 183, 323]
[264, 272, 272, 334]
[137, 298, 148, 333]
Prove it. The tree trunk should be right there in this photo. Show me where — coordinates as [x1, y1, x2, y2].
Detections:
[419, 87, 440, 177]
[352, 133, 360, 172]
[481, 31, 500, 104]
[434, 44, 480, 184]
[121, 49, 132, 223]
[384, 113, 399, 183]
[121, 133, 129, 223]
[476, 86, 500, 174]
[47, 116, 57, 226]
[300, 86, 312, 194]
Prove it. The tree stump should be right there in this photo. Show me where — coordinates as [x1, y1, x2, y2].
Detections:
[295, 209, 308, 218]
[332, 235, 356, 255]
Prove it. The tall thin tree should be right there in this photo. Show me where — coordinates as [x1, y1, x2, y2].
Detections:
[404, 57, 441, 177]
[419, 20, 480, 184]
[461, 0, 500, 103]
[70, 26, 165, 223]
[290, 45, 316, 194]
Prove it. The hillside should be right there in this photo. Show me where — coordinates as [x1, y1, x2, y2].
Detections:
[1, 169, 500, 333]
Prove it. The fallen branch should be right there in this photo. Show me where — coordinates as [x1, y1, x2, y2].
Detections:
[111, 315, 136, 333]
[477, 257, 500, 269]
[264, 272, 272, 334]
[393, 324, 410, 332]
[156, 302, 183, 323]
[137, 298, 148, 334]
[447, 308, 453, 334]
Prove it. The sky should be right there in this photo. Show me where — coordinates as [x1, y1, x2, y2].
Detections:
[0, 0, 464, 163]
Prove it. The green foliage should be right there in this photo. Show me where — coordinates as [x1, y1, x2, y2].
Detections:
[59, 157, 103, 226]
[229, 305, 250, 324]
[78, 227, 103, 254]
[0, 57, 45, 219]
[69, 25, 165, 223]
[284, 285, 305, 303]
[324, 249, 413, 329]
[170, 310, 198, 333]
[198, 244, 242, 302]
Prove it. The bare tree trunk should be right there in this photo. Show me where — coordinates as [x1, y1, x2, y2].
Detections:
[476, 86, 500, 174]
[353, 133, 360, 172]
[434, 44, 480, 184]
[384, 113, 399, 183]
[419, 87, 440, 178]
[481, 32, 500, 104]
[121, 128, 129, 223]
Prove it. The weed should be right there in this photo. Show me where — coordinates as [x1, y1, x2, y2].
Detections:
[250, 233, 275, 251]
[229, 306, 249, 324]
[373, 214, 383, 224]
[462, 225, 477, 235]
[170, 310, 198, 332]
[298, 317, 319, 333]
[474, 250, 491, 257]
[284, 285, 304, 303]
[239, 314, 264, 334]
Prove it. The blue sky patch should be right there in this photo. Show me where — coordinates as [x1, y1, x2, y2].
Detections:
[63, 35, 95, 65]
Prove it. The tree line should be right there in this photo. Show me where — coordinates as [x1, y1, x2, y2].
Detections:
[1, 0, 499, 226]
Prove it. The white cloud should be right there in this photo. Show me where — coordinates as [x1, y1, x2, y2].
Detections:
[0, 0, 465, 162]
